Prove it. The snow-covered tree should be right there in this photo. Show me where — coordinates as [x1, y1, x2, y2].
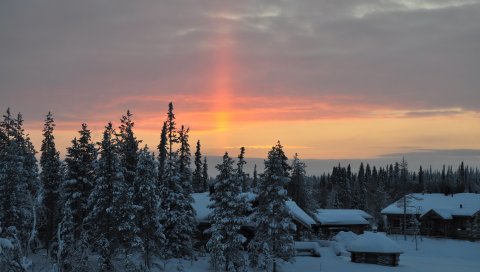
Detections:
[157, 121, 168, 184]
[192, 140, 203, 193]
[84, 123, 123, 271]
[117, 110, 139, 187]
[249, 142, 295, 271]
[0, 110, 38, 256]
[159, 103, 196, 259]
[178, 125, 193, 194]
[207, 152, 248, 271]
[288, 153, 308, 210]
[236, 147, 248, 192]
[62, 123, 97, 240]
[39, 112, 61, 255]
[0, 226, 29, 272]
[58, 201, 75, 272]
[134, 147, 164, 268]
[115, 111, 141, 253]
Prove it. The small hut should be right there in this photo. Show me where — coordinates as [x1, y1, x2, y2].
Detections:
[346, 232, 403, 266]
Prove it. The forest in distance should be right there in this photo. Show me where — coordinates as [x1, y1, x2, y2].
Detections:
[1, 102, 479, 272]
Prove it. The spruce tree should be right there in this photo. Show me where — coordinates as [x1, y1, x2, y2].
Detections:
[117, 110, 139, 186]
[249, 141, 295, 272]
[39, 112, 61, 256]
[289, 153, 307, 210]
[252, 164, 258, 192]
[178, 125, 193, 194]
[207, 152, 247, 271]
[58, 201, 75, 272]
[134, 147, 164, 268]
[159, 103, 196, 259]
[62, 123, 97, 240]
[157, 122, 168, 184]
[85, 123, 123, 271]
[0, 110, 37, 255]
[237, 147, 248, 192]
[115, 111, 140, 253]
[192, 140, 203, 193]
[202, 157, 209, 193]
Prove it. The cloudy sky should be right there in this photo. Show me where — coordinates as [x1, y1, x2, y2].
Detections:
[1, 0, 479, 164]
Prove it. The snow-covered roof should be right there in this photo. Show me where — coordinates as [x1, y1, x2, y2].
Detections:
[346, 232, 403, 254]
[381, 193, 480, 218]
[286, 201, 317, 227]
[315, 213, 369, 225]
[313, 209, 372, 225]
[317, 209, 373, 219]
[192, 192, 315, 228]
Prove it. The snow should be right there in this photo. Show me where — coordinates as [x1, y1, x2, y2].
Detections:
[346, 232, 403, 253]
[192, 192, 315, 228]
[317, 209, 373, 219]
[315, 213, 369, 225]
[23, 235, 480, 271]
[423, 208, 453, 219]
[313, 209, 372, 225]
[294, 241, 321, 257]
[381, 193, 480, 217]
[192, 192, 212, 223]
[286, 200, 316, 227]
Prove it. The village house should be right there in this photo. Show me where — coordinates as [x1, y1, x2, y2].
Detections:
[191, 192, 317, 246]
[381, 193, 480, 240]
[313, 209, 373, 237]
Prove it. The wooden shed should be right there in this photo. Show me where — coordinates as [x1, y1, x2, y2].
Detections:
[346, 232, 403, 266]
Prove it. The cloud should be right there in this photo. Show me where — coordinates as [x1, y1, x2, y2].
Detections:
[352, 0, 479, 18]
[381, 148, 480, 158]
[1, 0, 479, 128]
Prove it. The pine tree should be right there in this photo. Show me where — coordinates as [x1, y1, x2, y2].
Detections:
[115, 111, 141, 253]
[237, 147, 248, 192]
[178, 125, 193, 194]
[207, 152, 247, 271]
[192, 140, 203, 193]
[85, 123, 123, 271]
[62, 123, 97, 240]
[252, 164, 258, 192]
[202, 157, 209, 193]
[0, 110, 37, 255]
[289, 153, 307, 210]
[399, 157, 410, 240]
[249, 142, 295, 272]
[39, 112, 62, 256]
[157, 122, 168, 184]
[58, 201, 75, 272]
[134, 147, 164, 269]
[159, 103, 196, 259]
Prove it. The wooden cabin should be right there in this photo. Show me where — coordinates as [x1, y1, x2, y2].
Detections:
[191, 192, 317, 247]
[347, 232, 403, 266]
[381, 193, 480, 240]
[313, 209, 373, 237]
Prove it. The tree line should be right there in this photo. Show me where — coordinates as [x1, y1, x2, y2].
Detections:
[0, 103, 298, 272]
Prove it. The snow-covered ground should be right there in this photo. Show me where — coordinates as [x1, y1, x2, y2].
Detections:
[28, 234, 480, 271]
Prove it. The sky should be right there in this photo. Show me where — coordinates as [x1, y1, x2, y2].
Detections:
[1, 0, 479, 170]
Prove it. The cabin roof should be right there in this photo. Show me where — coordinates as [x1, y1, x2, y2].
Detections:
[191, 192, 316, 228]
[381, 193, 480, 217]
[314, 210, 370, 226]
[347, 232, 403, 254]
